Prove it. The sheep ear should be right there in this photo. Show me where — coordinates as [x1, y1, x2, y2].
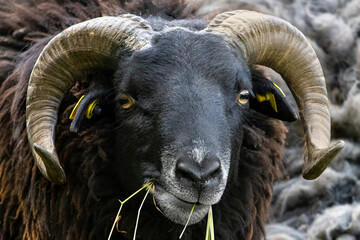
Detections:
[69, 88, 107, 133]
[249, 68, 298, 122]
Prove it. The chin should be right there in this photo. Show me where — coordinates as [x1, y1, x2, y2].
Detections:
[153, 185, 217, 225]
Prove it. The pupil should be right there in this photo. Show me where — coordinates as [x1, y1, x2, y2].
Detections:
[241, 91, 249, 99]
[120, 98, 129, 105]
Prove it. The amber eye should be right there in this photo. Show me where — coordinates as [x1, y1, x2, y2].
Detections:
[237, 90, 250, 105]
[120, 94, 136, 109]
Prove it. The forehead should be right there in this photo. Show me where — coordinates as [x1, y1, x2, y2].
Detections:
[120, 29, 250, 93]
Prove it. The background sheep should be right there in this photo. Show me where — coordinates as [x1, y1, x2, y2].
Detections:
[0, 0, 353, 240]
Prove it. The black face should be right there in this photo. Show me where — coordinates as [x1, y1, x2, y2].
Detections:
[112, 29, 252, 225]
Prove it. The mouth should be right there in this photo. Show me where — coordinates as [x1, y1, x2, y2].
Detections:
[153, 185, 210, 225]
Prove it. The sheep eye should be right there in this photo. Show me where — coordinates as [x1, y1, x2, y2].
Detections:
[120, 94, 136, 109]
[237, 90, 250, 105]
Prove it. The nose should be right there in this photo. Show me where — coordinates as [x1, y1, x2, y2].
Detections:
[176, 155, 221, 189]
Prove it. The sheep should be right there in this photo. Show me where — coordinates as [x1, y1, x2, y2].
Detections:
[0, 0, 344, 239]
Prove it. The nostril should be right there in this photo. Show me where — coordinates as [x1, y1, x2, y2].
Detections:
[203, 158, 221, 180]
[176, 159, 202, 184]
[176, 156, 221, 188]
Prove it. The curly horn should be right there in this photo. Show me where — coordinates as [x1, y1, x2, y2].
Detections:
[205, 10, 344, 180]
[26, 14, 153, 184]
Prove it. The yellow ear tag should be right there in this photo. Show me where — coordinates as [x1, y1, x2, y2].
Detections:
[85, 99, 99, 119]
[256, 93, 278, 112]
[273, 83, 286, 96]
[69, 95, 85, 120]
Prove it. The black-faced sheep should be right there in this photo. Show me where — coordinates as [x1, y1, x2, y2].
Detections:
[0, 0, 344, 239]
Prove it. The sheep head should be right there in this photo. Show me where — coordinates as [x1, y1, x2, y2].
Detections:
[26, 11, 344, 225]
[111, 29, 257, 224]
